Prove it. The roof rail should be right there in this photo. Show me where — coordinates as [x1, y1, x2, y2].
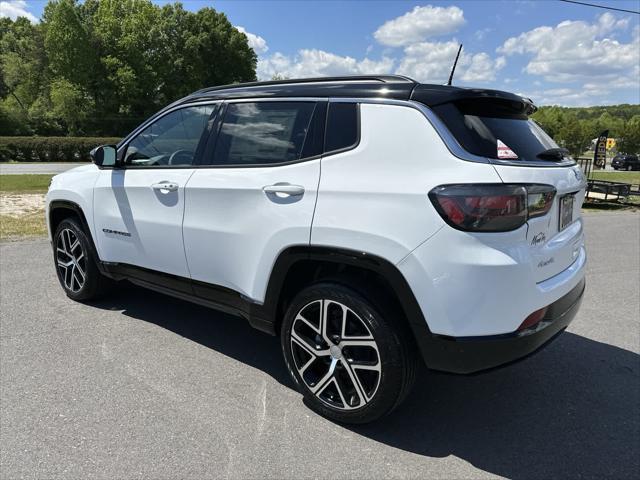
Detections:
[195, 74, 417, 94]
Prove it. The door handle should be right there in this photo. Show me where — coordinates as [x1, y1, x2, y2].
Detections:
[151, 182, 179, 192]
[263, 184, 305, 196]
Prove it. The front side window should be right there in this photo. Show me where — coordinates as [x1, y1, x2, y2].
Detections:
[212, 102, 317, 166]
[124, 105, 217, 167]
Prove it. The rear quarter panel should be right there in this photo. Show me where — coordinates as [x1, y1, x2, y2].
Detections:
[311, 102, 503, 263]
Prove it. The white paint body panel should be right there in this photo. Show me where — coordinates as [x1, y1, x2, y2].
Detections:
[93, 168, 195, 277]
[182, 161, 320, 300]
[311, 103, 503, 263]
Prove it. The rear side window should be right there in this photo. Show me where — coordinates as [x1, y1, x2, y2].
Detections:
[212, 102, 317, 166]
[432, 101, 559, 162]
[325, 103, 359, 153]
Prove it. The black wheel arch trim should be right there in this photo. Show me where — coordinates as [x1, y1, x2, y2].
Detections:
[48, 200, 108, 276]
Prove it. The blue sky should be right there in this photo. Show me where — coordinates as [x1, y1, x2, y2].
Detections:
[2, 0, 639, 106]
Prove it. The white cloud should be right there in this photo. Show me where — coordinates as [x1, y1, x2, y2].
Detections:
[235, 26, 269, 55]
[374, 5, 465, 47]
[396, 41, 506, 84]
[521, 84, 615, 107]
[257, 49, 394, 80]
[498, 13, 638, 84]
[0, 0, 37, 22]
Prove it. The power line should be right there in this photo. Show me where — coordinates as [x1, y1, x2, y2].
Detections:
[558, 0, 640, 15]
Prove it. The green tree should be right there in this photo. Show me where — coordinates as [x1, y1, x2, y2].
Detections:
[49, 78, 94, 135]
[617, 116, 640, 155]
[44, 0, 96, 88]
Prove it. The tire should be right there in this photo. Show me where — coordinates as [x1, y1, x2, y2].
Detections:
[53, 217, 113, 301]
[280, 282, 417, 424]
[627, 165, 633, 171]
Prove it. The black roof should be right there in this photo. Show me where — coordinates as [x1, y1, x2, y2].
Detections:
[178, 75, 535, 114]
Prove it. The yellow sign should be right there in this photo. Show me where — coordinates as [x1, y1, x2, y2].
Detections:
[606, 138, 616, 150]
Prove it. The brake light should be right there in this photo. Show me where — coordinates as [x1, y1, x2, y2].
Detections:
[429, 184, 556, 232]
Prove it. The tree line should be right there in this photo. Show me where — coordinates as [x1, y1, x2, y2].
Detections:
[0, 0, 257, 136]
[532, 104, 640, 157]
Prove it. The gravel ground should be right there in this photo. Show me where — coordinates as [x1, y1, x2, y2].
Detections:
[1, 212, 638, 479]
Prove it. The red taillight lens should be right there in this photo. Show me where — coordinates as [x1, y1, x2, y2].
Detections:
[429, 184, 527, 232]
[429, 184, 556, 232]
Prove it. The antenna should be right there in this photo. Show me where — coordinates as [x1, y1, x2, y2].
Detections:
[447, 44, 463, 86]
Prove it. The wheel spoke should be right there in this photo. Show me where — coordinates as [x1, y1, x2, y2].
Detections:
[309, 357, 338, 394]
[338, 339, 378, 349]
[64, 265, 73, 290]
[74, 263, 86, 282]
[291, 331, 330, 358]
[340, 358, 368, 405]
[69, 237, 80, 254]
[57, 258, 73, 268]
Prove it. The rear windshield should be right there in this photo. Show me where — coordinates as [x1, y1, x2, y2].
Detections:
[432, 102, 560, 162]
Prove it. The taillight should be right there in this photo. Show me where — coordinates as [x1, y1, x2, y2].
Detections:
[429, 184, 556, 232]
[526, 184, 555, 219]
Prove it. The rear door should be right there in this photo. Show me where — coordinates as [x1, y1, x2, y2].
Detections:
[182, 99, 325, 301]
[431, 100, 587, 282]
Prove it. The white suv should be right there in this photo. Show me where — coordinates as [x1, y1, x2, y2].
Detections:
[46, 75, 587, 424]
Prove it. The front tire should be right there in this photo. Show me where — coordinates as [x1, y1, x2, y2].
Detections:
[280, 283, 417, 424]
[53, 218, 113, 301]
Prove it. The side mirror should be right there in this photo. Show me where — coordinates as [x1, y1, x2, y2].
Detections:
[90, 145, 118, 167]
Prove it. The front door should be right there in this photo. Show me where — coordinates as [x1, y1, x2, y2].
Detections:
[93, 103, 217, 278]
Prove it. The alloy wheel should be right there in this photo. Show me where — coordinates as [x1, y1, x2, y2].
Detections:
[56, 228, 86, 293]
[290, 299, 381, 410]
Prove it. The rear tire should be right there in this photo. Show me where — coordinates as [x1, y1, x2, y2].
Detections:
[53, 218, 113, 301]
[280, 282, 417, 424]
[627, 165, 633, 171]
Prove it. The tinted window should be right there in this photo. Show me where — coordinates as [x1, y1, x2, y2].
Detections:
[325, 103, 359, 153]
[433, 102, 559, 162]
[212, 102, 316, 166]
[125, 105, 216, 167]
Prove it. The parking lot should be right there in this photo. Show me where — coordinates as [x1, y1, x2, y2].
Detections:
[1, 212, 638, 479]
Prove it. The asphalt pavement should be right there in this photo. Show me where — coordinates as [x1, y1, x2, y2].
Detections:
[0, 163, 90, 175]
[1, 212, 638, 479]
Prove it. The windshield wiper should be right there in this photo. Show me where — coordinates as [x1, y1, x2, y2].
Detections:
[537, 148, 570, 160]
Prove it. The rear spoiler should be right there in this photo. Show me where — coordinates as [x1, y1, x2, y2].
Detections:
[411, 84, 537, 116]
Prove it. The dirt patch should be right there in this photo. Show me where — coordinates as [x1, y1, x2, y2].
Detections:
[0, 193, 46, 218]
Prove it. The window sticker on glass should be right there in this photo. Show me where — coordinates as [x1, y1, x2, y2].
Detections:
[497, 139, 518, 159]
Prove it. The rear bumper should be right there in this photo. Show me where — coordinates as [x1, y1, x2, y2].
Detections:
[418, 278, 585, 374]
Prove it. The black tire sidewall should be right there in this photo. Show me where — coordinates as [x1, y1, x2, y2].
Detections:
[280, 283, 407, 424]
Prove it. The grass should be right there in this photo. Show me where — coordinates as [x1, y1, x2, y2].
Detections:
[589, 171, 640, 184]
[0, 210, 47, 240]
[0, 174, 54, 193]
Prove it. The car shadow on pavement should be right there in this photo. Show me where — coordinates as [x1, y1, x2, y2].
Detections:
[92, 286, 639, 480]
